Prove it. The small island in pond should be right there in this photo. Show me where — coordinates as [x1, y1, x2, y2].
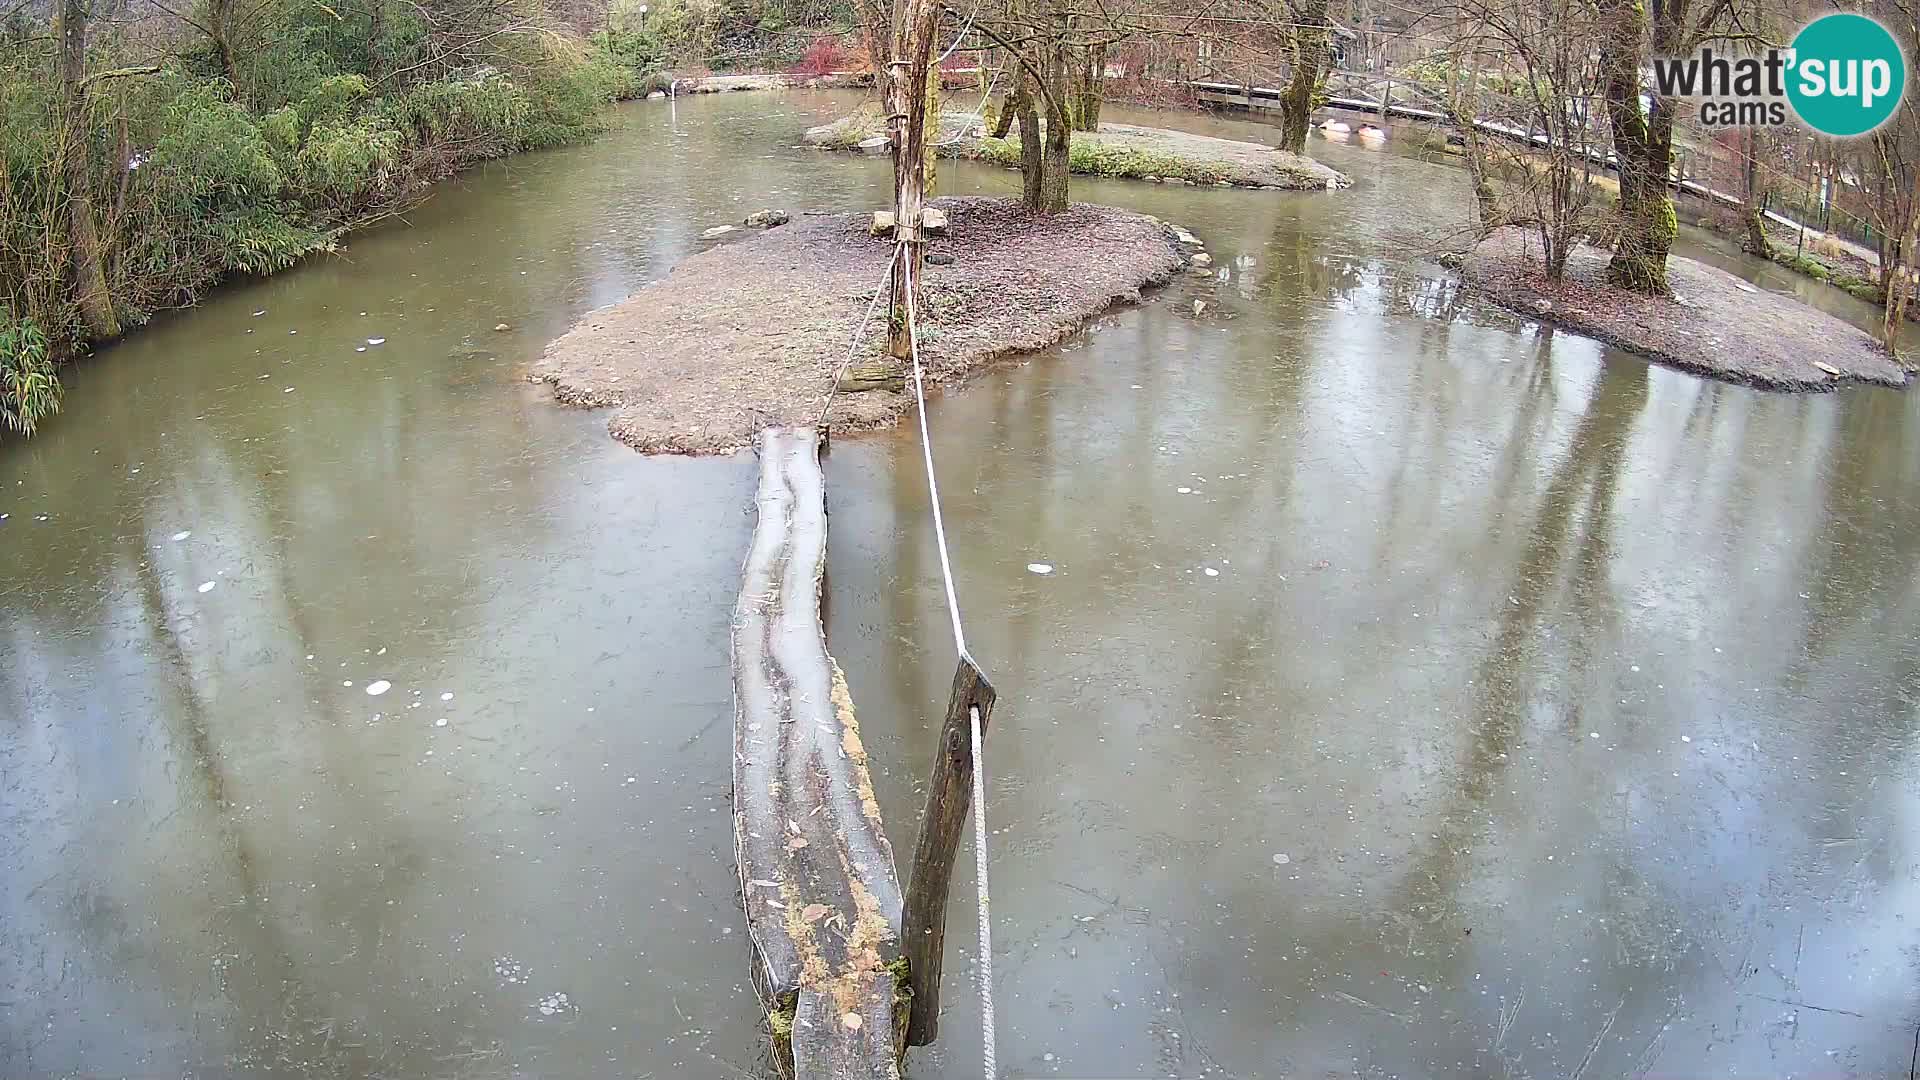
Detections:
[532, 197, 1194, 454]
[1461, 227, 1911, 391]
[804, 110, 1350, 191]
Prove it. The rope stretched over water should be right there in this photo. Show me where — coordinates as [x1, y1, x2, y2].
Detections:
[903, 254, 996, 1079]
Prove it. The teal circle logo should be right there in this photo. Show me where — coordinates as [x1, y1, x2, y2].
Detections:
[1787, 13, 1906, 136]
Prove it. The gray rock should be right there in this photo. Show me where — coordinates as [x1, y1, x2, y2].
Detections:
[926, 252, 955, 266]
[744, 209, 791, 228]
[1190, 252, 1213, 267]
[646, 91, 666, 100]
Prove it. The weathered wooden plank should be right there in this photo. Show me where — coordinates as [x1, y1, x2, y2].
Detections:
[901, 653, 997, 1047]
[733, 427, 905, 1079]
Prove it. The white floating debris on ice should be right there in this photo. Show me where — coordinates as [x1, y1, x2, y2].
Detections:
[356, 347, 367, 353]
[441, 692, 454, 701]
[1177, 486, 1193, 494]
[1589, 732, 1600, 739]
[535, 991, 573, 1017]
[435, 717, 449, 727]
[1272, 853, 1290, 865]
[283, 386, 295, 393]
[365, 680, 392, 696]
[172, 530, 191, 541]
[367, 337, 386, 346]
[197, 581, 216, 593]
[1204, 567, 1220, 577]
[1027, 563, 1054, 575]
[1681, 735, 1692, 743]
[252, 310, 266, 317]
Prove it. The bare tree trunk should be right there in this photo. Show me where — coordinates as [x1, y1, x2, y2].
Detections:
[206, 0, 240, 85]
[985, 48, 1014, 137]
[1742, 131, 1773, 258]
[1598, 0, 1674, 294]
[1072, 41, 1105, 131]
[57, 0, 119, 341]
[884, 0, 939, 360]
[1015, 72, 1043, 208]
[1035, 2, 1071, 212]
[1277, 0, 1331, 154]
[1884, 171, 1920, 349]
[1452, 67, 1499, 234]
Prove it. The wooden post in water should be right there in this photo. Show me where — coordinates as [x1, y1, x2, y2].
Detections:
[901, 653, 997, 1046]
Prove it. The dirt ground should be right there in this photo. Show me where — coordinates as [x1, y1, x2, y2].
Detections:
[532, 197, 1186, 454]
[1460, 227, 1911, 391]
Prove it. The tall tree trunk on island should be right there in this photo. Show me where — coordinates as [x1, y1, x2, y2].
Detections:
[884, 0, 938, 360]
[1072, 42, 1105, 131]
[1277, 0, 1331, 154]
[1742, 130, 1773, 258]
[985, 48, 1014, 137]
[1014, 72, 1043, 208]
[1883, 169, 1920, 349]
[1036, 4, 1071, 212]
[1599, 0, 1675, 294]
[57, 0, 119, 341]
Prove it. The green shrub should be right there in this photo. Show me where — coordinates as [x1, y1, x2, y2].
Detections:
[294, 118, 403, 198]
[151, 84, 285, 201]
[0, 315, 59, 437]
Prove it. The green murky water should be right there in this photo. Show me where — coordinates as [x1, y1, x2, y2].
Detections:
[4, 91, 1916, 1078]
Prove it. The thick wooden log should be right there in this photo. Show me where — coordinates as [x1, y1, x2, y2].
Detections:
[901, 653, 997, 1047]
[733, 427, 906, 1079]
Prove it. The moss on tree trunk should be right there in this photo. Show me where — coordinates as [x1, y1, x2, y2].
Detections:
[1277, 0, 1330, 155]
[1599, 0, 1675, 294]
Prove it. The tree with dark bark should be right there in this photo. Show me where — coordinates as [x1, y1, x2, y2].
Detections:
[1276, 0, 1331, 154]
[1594, 0, 1737, 294]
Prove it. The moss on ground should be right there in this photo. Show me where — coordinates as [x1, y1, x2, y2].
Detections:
[975, 135, 1238, 184]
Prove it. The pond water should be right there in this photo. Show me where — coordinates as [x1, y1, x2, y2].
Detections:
[3, 90, 1916, 1079]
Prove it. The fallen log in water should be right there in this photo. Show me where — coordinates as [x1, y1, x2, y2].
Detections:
[732, 427, 906, 1079]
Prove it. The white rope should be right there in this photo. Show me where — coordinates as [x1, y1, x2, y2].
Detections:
[967, 701, 996, 1079]
[901, 256, 968, 658]
[902, 253, 995, 1078]
[936, 0, 986, 66]
[816, 246, 904, 428]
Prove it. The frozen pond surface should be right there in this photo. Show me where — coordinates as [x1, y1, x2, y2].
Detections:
[3, 91, 1917, 1078]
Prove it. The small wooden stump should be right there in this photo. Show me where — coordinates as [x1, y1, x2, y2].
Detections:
[838, 361, 906, 394]
[733, 427, 906, 1079]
